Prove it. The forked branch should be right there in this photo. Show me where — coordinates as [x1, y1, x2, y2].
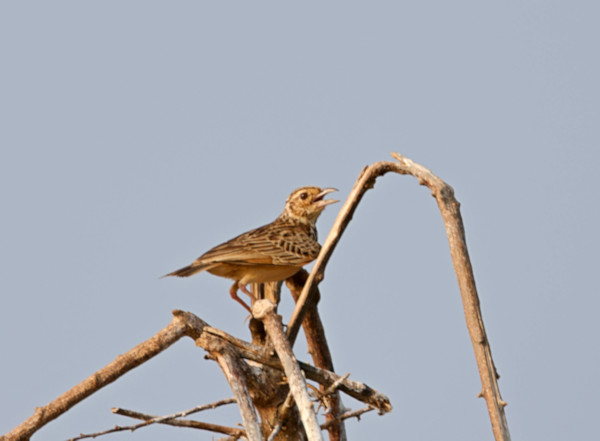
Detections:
[3, 309, 390, 441]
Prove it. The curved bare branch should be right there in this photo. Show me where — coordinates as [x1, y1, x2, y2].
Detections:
[286, 153, 509, 441]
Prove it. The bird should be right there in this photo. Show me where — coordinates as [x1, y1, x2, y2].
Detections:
[164, 186, 338, 313]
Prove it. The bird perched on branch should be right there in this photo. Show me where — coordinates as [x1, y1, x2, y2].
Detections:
[164, 186, 338, 313]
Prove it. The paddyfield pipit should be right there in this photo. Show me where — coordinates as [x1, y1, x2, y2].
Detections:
[164, 186, 338, 312]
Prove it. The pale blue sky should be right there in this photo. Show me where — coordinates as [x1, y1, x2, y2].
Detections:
[1, 2, 599, 440]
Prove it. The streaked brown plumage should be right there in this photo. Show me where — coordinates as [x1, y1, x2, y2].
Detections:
[164, 186, 338, 312]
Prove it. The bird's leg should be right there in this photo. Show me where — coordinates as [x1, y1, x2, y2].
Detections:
[239, 283, 260, 309]
[229, 282, 252, 313]
[238, 283, 256, 299]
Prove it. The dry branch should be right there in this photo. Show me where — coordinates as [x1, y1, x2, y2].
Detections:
[320, 407, 375, 430]
[299, 362, 391, 414]
[202, 323, 390, 414]
[201, 334, 263, 441]
[389, 153, 510, 441]
[114, 397, 237, 423]
[266, 391, 295, 441]
[3, 311, 204, 441]
[287, 270, 347, 441]
[286, 161, 395, 344]
[112, 406, 245, 438]
[204, 316, 391, 413]
[286, 153, 509, 440]
[253, 300, 323, 441]
[67, 399, 243, 441]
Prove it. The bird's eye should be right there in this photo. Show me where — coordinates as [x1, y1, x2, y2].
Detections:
[300, 192, 308, 200]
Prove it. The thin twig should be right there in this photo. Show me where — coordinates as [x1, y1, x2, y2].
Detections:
[67, 401, 243, 441]
[323, 373, 351, 398]
[113, 397, 236, 424]
[312, 373, 350, 414]
[320, 407, 375, 430]
[113, 407, 244, 437]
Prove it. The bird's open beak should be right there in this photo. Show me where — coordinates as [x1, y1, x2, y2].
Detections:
[314, 188, 339, 208]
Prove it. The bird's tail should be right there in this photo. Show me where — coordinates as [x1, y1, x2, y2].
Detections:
[162, 264, 207, 278]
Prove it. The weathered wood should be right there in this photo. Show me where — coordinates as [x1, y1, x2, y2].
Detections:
[253, 300, 323, 441]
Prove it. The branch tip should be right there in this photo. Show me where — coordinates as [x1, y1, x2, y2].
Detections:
[251, 299, 277, 319]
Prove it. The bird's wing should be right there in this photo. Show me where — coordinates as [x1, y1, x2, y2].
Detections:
[190, 221, 320, 268]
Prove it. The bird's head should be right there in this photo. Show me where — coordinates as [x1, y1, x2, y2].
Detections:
[281, 186, 339, 224]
